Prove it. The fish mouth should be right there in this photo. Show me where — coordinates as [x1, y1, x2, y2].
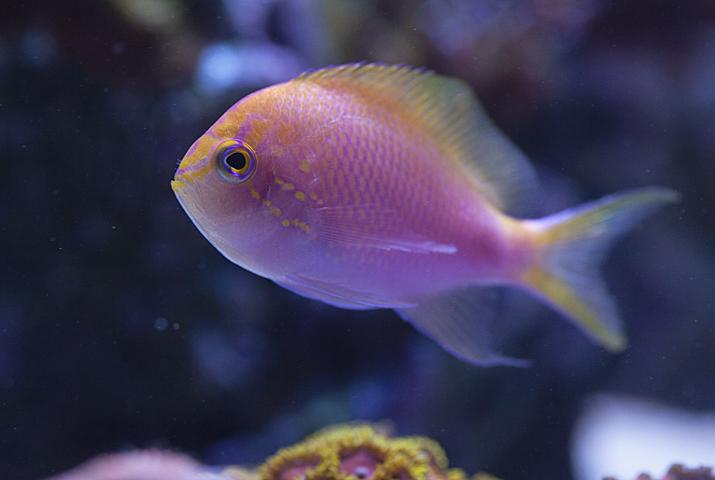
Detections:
[171, 174, 208, 241]
[171, 177, 188, 193]
[171, 169, 197, 214]
[171, 177, 192, 218]
[171, 171, 241, 269]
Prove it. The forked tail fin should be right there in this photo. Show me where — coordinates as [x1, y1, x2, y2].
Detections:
[520, 187, 679, 351]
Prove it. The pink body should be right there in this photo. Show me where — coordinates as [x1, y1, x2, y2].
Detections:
[173, 64, 674, 363]
[174, 75, 530, 310]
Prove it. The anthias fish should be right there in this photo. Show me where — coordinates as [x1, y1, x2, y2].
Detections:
[172, 64, 676, 365]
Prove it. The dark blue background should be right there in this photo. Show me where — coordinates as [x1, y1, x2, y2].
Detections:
[1, 1, 713, 479]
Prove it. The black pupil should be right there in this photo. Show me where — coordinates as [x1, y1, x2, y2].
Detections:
[225, 151, 248, 171]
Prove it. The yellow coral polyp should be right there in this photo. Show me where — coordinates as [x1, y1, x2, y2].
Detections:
[256, 425, 468, 480]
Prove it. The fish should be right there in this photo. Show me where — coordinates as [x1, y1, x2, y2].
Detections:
[172, 63, 678, 366]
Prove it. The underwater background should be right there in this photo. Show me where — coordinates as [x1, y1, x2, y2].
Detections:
[1, 0, 714, 479]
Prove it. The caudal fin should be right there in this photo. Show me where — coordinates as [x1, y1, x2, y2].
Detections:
[520, 187, 679, 351]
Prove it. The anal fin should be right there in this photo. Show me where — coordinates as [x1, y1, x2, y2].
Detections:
[395, 288, 528, 367]
[277, 273, 416, 310]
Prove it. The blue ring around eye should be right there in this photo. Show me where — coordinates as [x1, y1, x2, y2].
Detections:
[216, 141, 256, 183]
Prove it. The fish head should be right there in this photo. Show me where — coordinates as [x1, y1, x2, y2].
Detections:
[171, 92, 304, 277]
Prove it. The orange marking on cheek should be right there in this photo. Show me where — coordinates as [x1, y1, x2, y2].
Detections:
[248, 179, 290, 224]
[295, 191, 306, 201]
[291, 218, 310, 233]
[275, 178, 295, 191]
[310, 194, 325, 205]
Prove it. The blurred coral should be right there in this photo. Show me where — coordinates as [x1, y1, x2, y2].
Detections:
[46, 450, 205, 480]
[259, 424, 470, 480]
[607, 464, 715, 480]
[43, 425, 715, 480]
[658, 465, 715, 480]
[45, 424, 494, 480]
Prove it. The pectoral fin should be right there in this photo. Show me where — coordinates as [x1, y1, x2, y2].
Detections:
[396, 288, 528, 367]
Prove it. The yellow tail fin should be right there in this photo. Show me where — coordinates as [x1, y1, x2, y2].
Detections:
[520, 187, 679, 351]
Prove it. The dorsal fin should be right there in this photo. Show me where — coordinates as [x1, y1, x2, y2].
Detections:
[295, 63, 538, 215]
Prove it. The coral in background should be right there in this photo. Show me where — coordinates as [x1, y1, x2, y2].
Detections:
[46, 424, 497, 480]
[47, 449, 205, 480]
[658, 465, 715, 480]
[259, 424, 468, 480]
[603, 465, 715, 480]
[43, 424, 715, 480]
[626, 464, 715, 480]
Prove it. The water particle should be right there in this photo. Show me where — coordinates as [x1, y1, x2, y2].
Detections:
[112, 42, 126, 55]
[154, 317, 168, 331]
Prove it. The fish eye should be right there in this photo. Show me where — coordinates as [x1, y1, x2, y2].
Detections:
[226, 151, 247, 171]
[216, 141, 256, 183]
